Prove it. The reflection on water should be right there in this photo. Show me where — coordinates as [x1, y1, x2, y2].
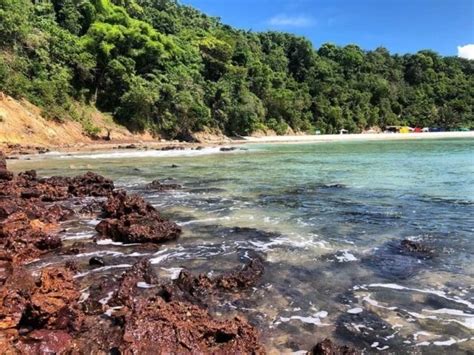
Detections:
[9, 139, 474, 353]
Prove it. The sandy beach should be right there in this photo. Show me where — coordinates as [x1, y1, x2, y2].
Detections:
[242, 131, 474, 144]
[2, 131, 473, 157]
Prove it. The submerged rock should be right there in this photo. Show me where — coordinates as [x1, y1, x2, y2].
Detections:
[400, 239, 434, 258]
[309, 338, 358, 355]
[89, 256, 105, 267]
[147, 179, 182, 191]
[220, 147, 237, 152]
[175, 257, 265, 298]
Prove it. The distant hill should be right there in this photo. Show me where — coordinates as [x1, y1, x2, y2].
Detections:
[1, 0, 473, 140]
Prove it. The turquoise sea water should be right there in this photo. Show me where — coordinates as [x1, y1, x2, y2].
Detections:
[9, 138, 474, 353]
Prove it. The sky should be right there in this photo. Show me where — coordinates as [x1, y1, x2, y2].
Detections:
[180, 0, 474, 58]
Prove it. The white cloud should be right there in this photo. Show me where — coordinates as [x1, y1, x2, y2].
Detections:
[457, 44, 474, 60]
[268, 14, 315, 27]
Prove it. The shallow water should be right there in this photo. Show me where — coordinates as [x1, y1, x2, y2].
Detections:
[9, 139, 474, 353]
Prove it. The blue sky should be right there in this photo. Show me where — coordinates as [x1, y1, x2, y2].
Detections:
[180, 0, 474, 57]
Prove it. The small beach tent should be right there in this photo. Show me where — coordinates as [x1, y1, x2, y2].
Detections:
[399, 126, 411, 134]
[414, 127, 422, 133]
[339, 129, 349, 135]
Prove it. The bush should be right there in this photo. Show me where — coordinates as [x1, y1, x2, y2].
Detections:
[267, 118, 289, 135]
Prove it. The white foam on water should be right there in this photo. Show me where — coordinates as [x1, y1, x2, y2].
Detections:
[314, 311, 328, 318]
[371, 342, 379, 348]
[417, 338, 469, 347]
[96, 239, 141, 246]
[74, 264, 132, 278]
[279, 315, 328, 326]
[246, 235, 328, 252]
[368, 283, 474, 309]
[362, 295, 397, 310]
[278, 310, 329, 326]
[416, 341, 431, 346]
[161, 267, 183, 280]
[433, 338, 458, 346]
[425, 308, 474, 317]
[347, 307, 363, 314]
[137, 282, 156, 289]
[350, 323, 371, 332]
[149, 247, 187, 265]
[76, 250, 125, 258]
[99, 291, 114, 305]
[178, 217, 230, 226]
[78, 290, 90, 303]
[335, 250, 358, 262]
[60, 147, 226, 160]
[413, 331, 432, 340]
[104, 306, 123, 317]
[407, 311, 437, 320]
[63, 232, 94, 240]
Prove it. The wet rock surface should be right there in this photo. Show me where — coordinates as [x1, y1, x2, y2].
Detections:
[96, 190, 181, 244]
[147, 178, 182, 191]
[309, 338, 358, 355]
[399, 239, 434, 258]
[0, 153, 287, 353]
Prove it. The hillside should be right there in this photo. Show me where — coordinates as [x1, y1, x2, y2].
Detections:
[0, 0, 473, 141]
[0, 93, 155, 148]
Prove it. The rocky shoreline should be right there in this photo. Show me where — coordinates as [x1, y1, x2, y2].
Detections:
[0, 151, 356, 354]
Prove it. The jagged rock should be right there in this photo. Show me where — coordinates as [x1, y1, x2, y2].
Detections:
[26, 267, 82, 331]
[111, 259, 159, 307]
[15, 330, 73, 354]
[0, 267, 35, 330]
[102, 190, 155, 218]
[120, 297, 264, 354]
[97, 191, 181, 244]
[109, 260, 264, 354]
[68, 172, 114, 197]
[96, 213, 181, 244]
[0, 212, 62, 263]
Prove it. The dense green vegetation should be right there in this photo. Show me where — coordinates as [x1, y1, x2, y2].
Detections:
[1, 0, 473, 138]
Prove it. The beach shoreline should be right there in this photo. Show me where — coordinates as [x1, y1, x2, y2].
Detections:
[242, 131, 474, 144]
[2, 131, 473, 157]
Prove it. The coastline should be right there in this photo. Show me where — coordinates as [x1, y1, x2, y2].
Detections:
[2, 131, 473, 157]
[242, 131, 474, 144]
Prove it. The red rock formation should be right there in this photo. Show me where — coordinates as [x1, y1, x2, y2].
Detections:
[96, 191, 181, 244]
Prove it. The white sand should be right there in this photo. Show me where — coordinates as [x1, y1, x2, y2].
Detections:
[242, 131, 474, 144]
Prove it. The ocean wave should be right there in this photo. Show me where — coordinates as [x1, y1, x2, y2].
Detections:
[52, 147, 238, 160]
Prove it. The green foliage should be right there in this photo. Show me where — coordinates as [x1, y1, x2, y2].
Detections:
[0, 0, 472, 138]
[0, 0, 33, 46]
